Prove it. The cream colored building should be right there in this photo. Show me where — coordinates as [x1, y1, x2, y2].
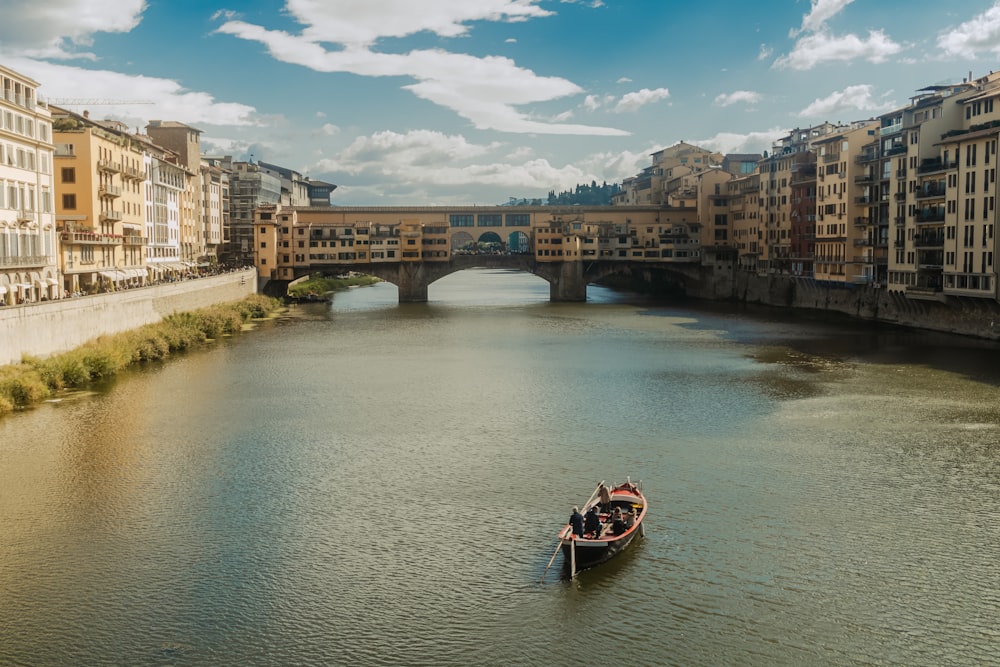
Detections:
[0, 65, 59, 304]
[812, 121, 879, 283]
[728, 172, 761, 271]
[52, 108, 147, 294]
[146, 121, 203, 265]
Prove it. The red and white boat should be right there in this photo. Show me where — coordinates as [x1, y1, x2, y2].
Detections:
[555, 480, 647, 578]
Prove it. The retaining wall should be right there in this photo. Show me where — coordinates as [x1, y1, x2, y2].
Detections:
[0, 270, 256, 365]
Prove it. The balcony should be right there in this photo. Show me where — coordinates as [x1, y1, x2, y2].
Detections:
[60, 229, 121, 244]
[894, 192, 907, 202]
[123, 234, 146, 246]
[855, 196, 873, 205]
[857, 150, 881, 163]
[855, 173, 877, 184]
[914, 234, 945, 248]
[884, 145, 906, 157]
[915, 183, 946, 199]
[915, 210, 945, 224]
[917, 159, 957, 175]
[99, 184, 122, 199]
[97, 159, 122, 173]
[854, 216, 871, 227]
[822, 153, 841, 163]
[0, 254, 50, 269]
[99, 210, 123, 223]
[121, 165, 144, 180]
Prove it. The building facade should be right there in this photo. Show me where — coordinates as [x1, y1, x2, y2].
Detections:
[0, 65, 59, 304]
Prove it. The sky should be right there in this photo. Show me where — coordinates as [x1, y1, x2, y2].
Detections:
[4, 1, 1000, 206]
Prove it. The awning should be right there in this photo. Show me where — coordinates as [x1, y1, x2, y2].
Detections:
[0, 286, 7, 295]
[19, 283, 33, 290]
[99, 271, 118, 280]
[47, 278, 59, 285]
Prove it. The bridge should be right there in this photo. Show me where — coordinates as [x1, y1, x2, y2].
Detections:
[253, 204, 724, 302]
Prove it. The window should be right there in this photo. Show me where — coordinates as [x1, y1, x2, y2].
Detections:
[506, 213, 530, 226]
[62, 193, 76, 209]
[477, 214, 501, 226]
[449, 214, 474, 227]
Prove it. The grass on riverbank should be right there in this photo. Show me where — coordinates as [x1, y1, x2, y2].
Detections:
[287, 273, 380, 298]
[0, 294, 281, 417]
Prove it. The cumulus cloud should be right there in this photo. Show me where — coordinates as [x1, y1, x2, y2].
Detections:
[216, 2, 628, 135]
[612, 87, 670, 112]
[0, 0, 147, 59]
[797, 84, 895, 118]
[774, 0, 902, 70]
[714, 90, 762, 107]
[10, 58, 260, 127]
[774, 30, 902, 70]
[693, 128, 786, 155]
[792, 0, 855, 37]
[937, 3, 1000, 59]
[310, 129, 596, 193]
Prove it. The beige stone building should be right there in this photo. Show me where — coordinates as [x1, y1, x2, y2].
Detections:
[812, 121, 879, 283]
[728, 172, 761, 271]
[0, 65, 59, 304]
[52, 108, 147, 294]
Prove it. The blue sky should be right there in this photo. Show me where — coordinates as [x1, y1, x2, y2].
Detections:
[4, 1, 1000, 205]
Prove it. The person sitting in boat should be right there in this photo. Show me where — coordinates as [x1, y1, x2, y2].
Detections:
[611, 508, 627, 536]
[584, 505, 601, 537]
[569, 506, 585, 538]
[624, 508, 637, 529]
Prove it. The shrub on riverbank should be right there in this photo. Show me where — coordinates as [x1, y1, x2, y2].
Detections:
[0, 294, 280, 417]
[287, 273, 380, 298]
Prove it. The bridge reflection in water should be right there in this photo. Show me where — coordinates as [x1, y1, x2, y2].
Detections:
[253, 204, 724, 301]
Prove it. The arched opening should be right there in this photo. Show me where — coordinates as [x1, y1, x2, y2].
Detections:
[451, 231, 475, 255]
[508, 230, 530, 254]
[476, 231, 503, 255]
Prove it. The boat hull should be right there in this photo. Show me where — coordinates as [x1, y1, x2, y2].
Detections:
[557, 481, 647, 575]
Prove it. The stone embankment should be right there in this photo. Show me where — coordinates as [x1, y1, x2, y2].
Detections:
[0, 269, 257, 366]
[729, 271, 1000, 340]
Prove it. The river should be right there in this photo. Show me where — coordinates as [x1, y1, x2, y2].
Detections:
[1, 269, 998, 666]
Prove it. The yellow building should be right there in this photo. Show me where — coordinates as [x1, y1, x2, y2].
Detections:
[812, 121, 879, 283]
[52, 108, 147, 294]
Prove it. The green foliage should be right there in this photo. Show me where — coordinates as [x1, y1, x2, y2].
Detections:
[287, 274, 379, 298]
[0, 295, 282, 417]
[546, 181, 621, 206]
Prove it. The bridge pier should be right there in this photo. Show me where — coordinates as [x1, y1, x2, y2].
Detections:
[396, 263, 430, 303]
[549, 260, 588, 302]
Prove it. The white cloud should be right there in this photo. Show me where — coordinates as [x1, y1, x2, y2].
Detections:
[758, 44, 773, 61]
[9, 58, 260, 127]
[616, 76, 632, 84]
[311, 129, 594, 192]
[613, 87, 670, 113]
[282, 0, 552, 49]
[216, 5, 629, 136]
[714, 90, 762, 107]
[693, 128, 786, 155]
[315, 123, 341, 136]
[792, 0, 855, 36]
[774, 30, 903, 70]
[938, 3, 1000, 59]
[0, 0, 147, 59]
[797, 84, 895, 118]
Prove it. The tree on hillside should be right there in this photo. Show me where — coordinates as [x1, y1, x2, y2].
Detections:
[546, 181, 621, 206]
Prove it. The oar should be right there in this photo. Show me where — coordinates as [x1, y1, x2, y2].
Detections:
[539, 481, 604, 583]
[539, 528, 567, 583]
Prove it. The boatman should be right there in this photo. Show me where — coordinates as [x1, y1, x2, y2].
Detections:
[569, 506, 585, 537]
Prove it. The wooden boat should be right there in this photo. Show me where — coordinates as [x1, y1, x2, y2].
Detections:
[555, 480, 647, 578]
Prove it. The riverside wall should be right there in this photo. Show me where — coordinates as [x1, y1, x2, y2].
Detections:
[726, 270, 1000, 341]
[0, 270, 257, 366]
